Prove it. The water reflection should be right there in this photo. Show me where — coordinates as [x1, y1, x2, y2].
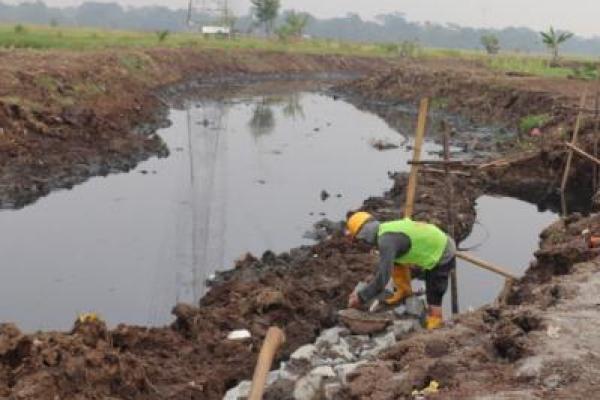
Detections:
[281, 93, 305, 120]
[249, 102, 275, 137]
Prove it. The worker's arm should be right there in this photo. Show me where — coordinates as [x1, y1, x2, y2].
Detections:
[358, 233, 410, 304]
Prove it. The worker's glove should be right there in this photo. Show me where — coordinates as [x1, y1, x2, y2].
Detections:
[348, 292, 362, 309]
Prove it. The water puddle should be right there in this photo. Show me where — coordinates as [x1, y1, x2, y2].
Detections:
[443, 195, 557, 314]
[0, 90, 442, 331]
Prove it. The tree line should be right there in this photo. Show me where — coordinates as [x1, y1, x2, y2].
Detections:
[1, 1, 599, 56]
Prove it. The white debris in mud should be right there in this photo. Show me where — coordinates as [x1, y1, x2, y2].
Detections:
[226, 329, 252, 341]
[224, 298, 425, 400]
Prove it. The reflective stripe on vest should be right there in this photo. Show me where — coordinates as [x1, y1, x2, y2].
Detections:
[378, 219, 448, 270]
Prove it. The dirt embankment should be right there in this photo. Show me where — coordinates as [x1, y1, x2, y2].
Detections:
[338, 213, 600, 400]
[339, 60, 600, 212]
[0, 48, 391, 208]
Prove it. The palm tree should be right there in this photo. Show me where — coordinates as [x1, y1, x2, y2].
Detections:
[540, 27, 574, 66]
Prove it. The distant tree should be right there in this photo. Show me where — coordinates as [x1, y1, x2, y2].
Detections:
[276, 10, 309, 40]
[540, 26, 574, 66]
[49, 18, 59, 27]
[251, 0, 280, 35]
[480, 34, 500, 55]
[284, 11, 309, 37]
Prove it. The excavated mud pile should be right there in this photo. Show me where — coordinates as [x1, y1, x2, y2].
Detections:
[337, 61, 583, 130]
[335, 213, 600, 399]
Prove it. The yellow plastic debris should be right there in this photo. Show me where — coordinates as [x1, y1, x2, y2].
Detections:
[78, 312, 101, 324]
[411, 380, 439, 398]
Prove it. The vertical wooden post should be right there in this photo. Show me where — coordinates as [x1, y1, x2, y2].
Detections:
[404, 98, 429, 218]
[443, 131, 459, 315]
[248, 327, 286, 400]
[593, 84, 600, 193]
[561, 91, 588, 194]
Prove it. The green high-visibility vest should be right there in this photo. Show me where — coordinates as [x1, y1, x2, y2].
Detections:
[378, 219, 448, 270]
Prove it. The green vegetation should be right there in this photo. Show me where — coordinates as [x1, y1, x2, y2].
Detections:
[570, 62, 599, 81]
[481, 34, 500, 55]
[276, 11, 309, 41]
[0, 23, 596, 81]
[540, 27, 574, 66]
[519, 114, 551, 134]
[13, 24, 26, 34]
[156, 30, 170, 42]
[251, 0, 281, 36]
[486, 55, 572, 78]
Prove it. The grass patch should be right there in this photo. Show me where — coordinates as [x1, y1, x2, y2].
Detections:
[0, 23, 597, 80]
[519, 114, 551, 134]
[487, 55, 572, 78]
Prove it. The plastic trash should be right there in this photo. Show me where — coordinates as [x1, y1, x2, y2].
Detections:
[227, 329, 252, 341]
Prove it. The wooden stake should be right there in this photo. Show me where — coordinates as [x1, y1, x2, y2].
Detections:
[443, 131, 459, 315]
[248, 327, 286, 400]
[404, 98, 429, 218]
[565, 142, 600, 166]
[457, 251, 518, 280]
[561, 91, 588, 193]
[593, 83, 600, 192]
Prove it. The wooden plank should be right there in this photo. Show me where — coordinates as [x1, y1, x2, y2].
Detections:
[565, 142, 600, 166]
[408, 160, 469, 166]
[248, 327, 286, 400]
[421, 167, 471, 177]
[561, 91, 588, 193]
[457, 251, 518, 280]
[404, 98, 429, 218]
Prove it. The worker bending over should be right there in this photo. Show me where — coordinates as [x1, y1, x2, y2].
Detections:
[346, 212, 456, 330]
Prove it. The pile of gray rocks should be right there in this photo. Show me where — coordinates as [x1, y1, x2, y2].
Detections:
[224, 296, 427, 400]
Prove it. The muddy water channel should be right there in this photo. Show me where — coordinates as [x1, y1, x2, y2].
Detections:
[0, 84, 560, 332]
[444, 196, 557, 315]
[0, 90, 443, 331]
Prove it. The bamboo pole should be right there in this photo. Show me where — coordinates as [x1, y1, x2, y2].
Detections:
[561, 91, 588, 193]
[443, 131, 459, 315]
[593, 85, 599, 192]
[457, 251, 518, 280]
[565, 142, 600, 166]
[248, 327, 286, 400]
[404, 98, 429, 218]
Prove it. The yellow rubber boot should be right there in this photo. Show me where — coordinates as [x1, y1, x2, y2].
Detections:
[426, 306, 444, 330]
[426, 316, 443, 330]
[384, 265, 413, 305]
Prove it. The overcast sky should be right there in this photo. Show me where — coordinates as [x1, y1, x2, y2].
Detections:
[6, 0, 600, 37]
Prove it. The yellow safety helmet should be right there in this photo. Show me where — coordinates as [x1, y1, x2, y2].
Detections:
[346, 211, 373, 238]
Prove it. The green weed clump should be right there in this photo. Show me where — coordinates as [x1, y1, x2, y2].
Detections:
[519, 114, 551, 134]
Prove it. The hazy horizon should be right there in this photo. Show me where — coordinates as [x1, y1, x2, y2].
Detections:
[2, 0, 600, 38]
